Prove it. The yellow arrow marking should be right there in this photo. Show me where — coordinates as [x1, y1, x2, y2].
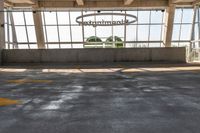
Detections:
[0, 98, 20, 106]
[7, 79, 53, 84]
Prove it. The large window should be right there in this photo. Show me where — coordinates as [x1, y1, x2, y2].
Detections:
[3, 8, 197, 49]
[172, 8, 193, 47]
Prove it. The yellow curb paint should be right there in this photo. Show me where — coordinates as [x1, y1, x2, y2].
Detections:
[7, 79, 53, 84]
[0, 98, 20, 106]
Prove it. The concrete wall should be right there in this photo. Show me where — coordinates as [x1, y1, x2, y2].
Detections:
[2, 48, 186, 64]
[0, 49, 2, 65]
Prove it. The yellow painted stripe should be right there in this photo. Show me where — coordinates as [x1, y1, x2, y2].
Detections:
[7, 79, 53, 84]
[0, 98, 20, 106]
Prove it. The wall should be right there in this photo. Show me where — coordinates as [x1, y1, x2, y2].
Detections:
[0, 0, 4, 65]
[2, 48, 186, 64]
[0, 49, 2, 65]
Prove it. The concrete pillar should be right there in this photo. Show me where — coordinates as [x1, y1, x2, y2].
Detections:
[10, 12, 18, 49]
[0, 0, 5, 65]
[33, 6, 45, 49]
[164, 1, 175, 47]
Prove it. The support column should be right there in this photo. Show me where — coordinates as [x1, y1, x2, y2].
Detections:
[10, 12, 18, 49]
[33, 5, 45, 49]
[0, 0, 5, 65]
[190, 6, 197, 51]
[164, 1, 175, 47]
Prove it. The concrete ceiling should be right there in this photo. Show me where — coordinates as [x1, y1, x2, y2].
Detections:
[173, 0, 196, 3]
[4, 0, 198, 8]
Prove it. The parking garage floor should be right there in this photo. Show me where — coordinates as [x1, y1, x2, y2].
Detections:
[0, 63, 200, 133]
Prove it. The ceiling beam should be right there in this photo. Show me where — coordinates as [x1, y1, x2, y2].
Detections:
[6, 0, 35, 4]
[173, 0, 196, 3]
[193, 0, 200, 5]
[173, 0, 183, 3]
[4, 1, 14, 7]
[37, 0, 169, 8]
[76, 0, 84, 6]
[124, 0, 134, 5]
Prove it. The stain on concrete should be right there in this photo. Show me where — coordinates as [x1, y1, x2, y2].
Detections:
[0, 63, 200, 133]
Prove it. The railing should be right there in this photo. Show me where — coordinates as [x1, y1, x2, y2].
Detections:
[189, 40, 200, 62]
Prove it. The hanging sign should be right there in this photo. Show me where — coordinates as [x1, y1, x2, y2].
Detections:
[76, 13, 137, 27]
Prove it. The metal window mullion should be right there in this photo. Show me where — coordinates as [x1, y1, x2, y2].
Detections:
[81, 11, 85, 46]
[7, 11, 10, 49]
[178, 9, 184, 47]
[94, 12, 97, 37]
[23, 11, 30, 49]
[136, 10, 139, 47]
[160, 11, 164, 47]
[124, 11, 127, 48]
[198, 7, 200, 47]
[56, 11, 61, 48]
[112, 11, 114, 48]
[69, 11, 73, 48]
[148, 10, 152, 47]
[43, 12, 49, 49]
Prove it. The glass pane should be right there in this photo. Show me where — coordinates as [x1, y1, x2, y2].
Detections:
[137, 43, 148, 47]
[57, 12, 70, 25]
[179, 42, 190, 47]
[174, 9, 182, 23]
[138, 25, 149, 41]
[172, 25, 180, 40]
[149, 43, 161, 47]
[96, 26, 112, 38]
[27, 26, 37, 42]
[59, 26, 71, 42]
[70, 12, 81, 25]
[4, 23, 8, 42]
[71, 26, 83, 41]
[126, 25, 136, 41]
[114, 26, 124, 38]
[15, 26, 27, 42]
[18, 44, 29, 49]
[9, 26, 13, 42]
[84, 26, 95, 38]
[138, 11, 150, 23]
[46, 26, 59, 42]
[150, 25, 162, 40]
[182, 9, 193, 23]
[30, 44, 38, 49]
[171, 42, 179, 47]
[73, 44, 83, 48]
[43, 26, 47, 42]
[24, 12, 34, 25]
[13, 12, 25, 25]
[43, 12, 57, 25]
[151, 10, 163, 23]
[48, 44, 60, 49]
[60, 44, 72, 48]
[180, 25, 191, 40]
[4, 11, 7, 23]
[194, 24, 199, 40]
[126, 11, 137, 16]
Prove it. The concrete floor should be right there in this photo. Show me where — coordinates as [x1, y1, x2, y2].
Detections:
[0, 63, 200, 133]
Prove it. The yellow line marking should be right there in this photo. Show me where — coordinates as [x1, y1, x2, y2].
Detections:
[0, 98, 20, 106]
[7, 79, 53, 84]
